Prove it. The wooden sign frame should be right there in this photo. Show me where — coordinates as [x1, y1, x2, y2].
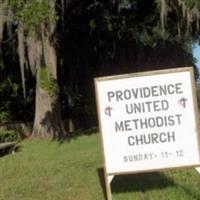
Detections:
[94, 67, 200, 200]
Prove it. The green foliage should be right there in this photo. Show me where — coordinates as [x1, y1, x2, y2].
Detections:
[2, 0, 200, 131]
[0, 77, 20, 96]
[5, 0, 58, 32]
[183, 0, 200, 9]
[0, 74, 34, 122]
[0, 71, 24, 123]
[0, 128, 19, 142]
[0, 111, 11, 124]
[39, 67, 57, 96]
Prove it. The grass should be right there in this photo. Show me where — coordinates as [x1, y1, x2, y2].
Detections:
[0, 133, 200, 200]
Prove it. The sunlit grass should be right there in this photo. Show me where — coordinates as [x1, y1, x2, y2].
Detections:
[1, 133, 200, 200]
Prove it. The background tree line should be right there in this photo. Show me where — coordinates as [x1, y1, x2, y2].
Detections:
[0, 0, 200, 139]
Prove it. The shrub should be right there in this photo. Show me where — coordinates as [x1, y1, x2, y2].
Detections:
[0, 111, 11, 124]
[0, 128, 19, 143]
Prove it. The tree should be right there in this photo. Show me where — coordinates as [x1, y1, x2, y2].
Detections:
[1, 0, 66, 138]
[0, 0, 200, 138]
[56, 0, 200, 131]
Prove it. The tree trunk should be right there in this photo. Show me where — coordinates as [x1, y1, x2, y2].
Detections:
[32, 79, 66, 139]
[31, 22, 67, 139]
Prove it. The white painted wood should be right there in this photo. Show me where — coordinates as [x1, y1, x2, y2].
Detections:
[95, 67, 200, 175]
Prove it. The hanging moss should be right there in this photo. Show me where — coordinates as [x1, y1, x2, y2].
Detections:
[5, 0, 58, 33]
[38, 67, 57, 97]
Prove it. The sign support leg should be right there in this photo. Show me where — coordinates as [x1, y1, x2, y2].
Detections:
[195, 167, 200, 174]
[104, 167, 114, 200]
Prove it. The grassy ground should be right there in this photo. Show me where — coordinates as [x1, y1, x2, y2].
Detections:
[1, 133, 200, 200]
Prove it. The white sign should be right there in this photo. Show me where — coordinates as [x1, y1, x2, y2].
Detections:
[95, 67, 200, 174]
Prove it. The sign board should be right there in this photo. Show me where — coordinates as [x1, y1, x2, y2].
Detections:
[95, 67, 200, 175]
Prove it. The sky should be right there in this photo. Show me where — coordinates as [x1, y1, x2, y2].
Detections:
[193, 44, 200, 73]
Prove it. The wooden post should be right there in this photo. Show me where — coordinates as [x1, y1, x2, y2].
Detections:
[195, 167, 200, 174]
[104, 167, 114, 200]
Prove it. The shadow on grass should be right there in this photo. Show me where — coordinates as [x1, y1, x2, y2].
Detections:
[58, 126, 98, 143]
[97, 168, 176, 200]
[14, 145, 23, 153]
[97, 168, 107, 200]
[0, 144, 22, 157]
[112, 172, 175, 193]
